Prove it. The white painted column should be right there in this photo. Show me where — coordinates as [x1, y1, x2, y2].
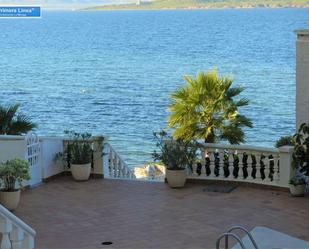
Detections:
[296, 30, 309, 128]
[92, 136, 105, 178]
[278, 146, 294, 187]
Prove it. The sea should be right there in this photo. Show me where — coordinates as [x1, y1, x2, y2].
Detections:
[1, 8, 308, 167]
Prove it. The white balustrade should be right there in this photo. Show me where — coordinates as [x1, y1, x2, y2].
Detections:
[104, 143, 136, 180]
[0, 205, 36, 249]
[188, 143, 293, 188]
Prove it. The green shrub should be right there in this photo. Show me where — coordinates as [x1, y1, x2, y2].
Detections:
[289, 170, 306, 186]
[152, 130, 198, 170]
[275, 135, 294, 148]
[54, 131, 93, 166]
[0, 158, 30, 191]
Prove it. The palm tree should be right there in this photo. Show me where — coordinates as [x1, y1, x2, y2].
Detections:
[0, 103, 37, 135]
[168, 70, 253, 144]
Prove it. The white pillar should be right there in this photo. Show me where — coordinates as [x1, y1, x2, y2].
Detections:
[278, 146, 294, 187]
[91, 136, 105, 178]
[295, 30, 309, 128]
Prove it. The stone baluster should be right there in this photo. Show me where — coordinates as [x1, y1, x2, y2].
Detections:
[262, 153, 268, 181]
[200, 149, 206, 176]
[128, 168, 133, 179]
[238, 151, 244, 179]
[118, 160, 123, 178]
[242, 151, 249, 179]
[213, 149, 220, 177]
[223, 149, 230, 178]
[260, 154, 266, 181]
[121, 162, 126, 178]
[217, 150, 224, 178]
[109, 147, 114, 177]
[208, 149, 215, 177]
[115, 159, 120, 178]
[227, 151, 234, 180]
[10, 225, 24, 249]
[255, 154, 262, 181]
[125, 165, 129, 178]
[113, 153, 118, 178]
[273, 154, 280, 183]
[246, 152, 253, 180]
[265, 154, 272, 182]
[115, 155, 121, 178]
[0, 217, 12, 249]
[22, 234, 34, 249]
[232, 150, 240, 179]
[204, 150, 211, 177]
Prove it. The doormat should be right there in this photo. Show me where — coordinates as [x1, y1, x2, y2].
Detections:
[203, 184, 238, 193]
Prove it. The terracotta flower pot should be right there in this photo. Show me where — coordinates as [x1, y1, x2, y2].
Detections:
[0, 189, 21, 211]
[289, 184, 305, 197]
[71, 163, 91, 181]
[166, 169, 186, 188]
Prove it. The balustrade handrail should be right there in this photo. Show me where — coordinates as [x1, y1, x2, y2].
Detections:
[0, 204, 36, 237]
[106, 143, 132, 172]
[188, 143, 294, 188]
[104, 142, 136, 179]
[201, 142, 280, 153]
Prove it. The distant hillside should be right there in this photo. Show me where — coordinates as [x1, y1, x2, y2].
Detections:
[86, 0, 309, 10]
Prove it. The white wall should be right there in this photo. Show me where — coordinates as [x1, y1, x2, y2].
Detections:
[40, 137, 64, 179]
[0, 136, 30, 187]
[296, 30, 309, 128]
[0, 139, 26, 163]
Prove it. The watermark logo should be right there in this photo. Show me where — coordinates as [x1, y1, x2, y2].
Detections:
[0, 6, 41, 18]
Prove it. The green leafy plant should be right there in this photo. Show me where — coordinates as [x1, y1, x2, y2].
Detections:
[275, 135, 294, 148]
[289, 170, 307, 186]
[0, 103, 37, 135]
[168, 70, 252, 144]
[152, 130, 198, 170]
[292, 123, 309, 175]
[55, 131, 93, 166]
[0, 158, 30, 191]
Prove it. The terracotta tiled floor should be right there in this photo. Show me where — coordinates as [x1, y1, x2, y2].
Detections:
[15, 176, 309, 249]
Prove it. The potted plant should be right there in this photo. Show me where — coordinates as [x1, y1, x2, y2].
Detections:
[289, 170, 307, 197]
[152, 130, 198, 188]
[290, 123, 309, 196]
[61, 131, 93, 181]
[0, 158, 30, 210]
[293, 123, 309, 172]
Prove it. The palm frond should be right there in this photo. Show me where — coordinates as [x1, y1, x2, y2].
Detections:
[226, 86, 244, 98]
[7, 114, 37, 135]
[220, 125, 245, 144]
[0, 104, 37, 135]
[233, 114, 253, 128]
[236, 98, 250, 107]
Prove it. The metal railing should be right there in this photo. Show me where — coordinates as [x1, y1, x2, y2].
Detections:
[216, 225, 259, 249]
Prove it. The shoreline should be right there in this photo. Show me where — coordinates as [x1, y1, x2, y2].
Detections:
[83, 5, 309, 11]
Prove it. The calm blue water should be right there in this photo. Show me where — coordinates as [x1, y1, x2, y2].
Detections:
[0, 9, 308, 166]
